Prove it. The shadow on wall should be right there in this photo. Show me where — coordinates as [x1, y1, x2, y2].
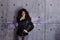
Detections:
[55, 25, 60, 40]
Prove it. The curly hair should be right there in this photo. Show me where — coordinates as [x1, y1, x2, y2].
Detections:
[16, 8, 31, 23]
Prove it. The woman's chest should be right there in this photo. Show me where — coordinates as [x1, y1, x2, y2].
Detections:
[19, 20, 29, 26]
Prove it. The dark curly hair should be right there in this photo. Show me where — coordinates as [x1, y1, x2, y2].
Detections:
[16, 8, 31, 23]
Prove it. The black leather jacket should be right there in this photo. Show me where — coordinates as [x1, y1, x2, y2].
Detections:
[17, 19, 34, 36]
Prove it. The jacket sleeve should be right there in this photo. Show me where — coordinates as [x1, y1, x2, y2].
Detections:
[25, 21, 34, 32]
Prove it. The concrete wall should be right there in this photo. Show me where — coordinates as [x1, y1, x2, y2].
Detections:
[0, 0, 60, 40]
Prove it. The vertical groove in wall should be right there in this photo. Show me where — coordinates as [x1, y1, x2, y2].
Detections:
[44, 0, 46, 40]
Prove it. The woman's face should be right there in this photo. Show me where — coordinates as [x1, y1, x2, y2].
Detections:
[22, 11, 26, 17]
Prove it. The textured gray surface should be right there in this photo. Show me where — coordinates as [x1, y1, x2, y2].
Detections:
[0, 0, 60, 40]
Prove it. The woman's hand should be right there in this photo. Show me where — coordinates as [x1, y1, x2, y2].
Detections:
[23, 29, 28, 33]
[20, 16, 25, 21]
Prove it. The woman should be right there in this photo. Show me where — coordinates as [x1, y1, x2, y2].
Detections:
[16, 8, 34, 40]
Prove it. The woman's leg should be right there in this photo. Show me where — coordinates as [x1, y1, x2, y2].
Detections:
[18, 35, 29, 40]
[24, 35, 29, 40]
[18, 36, 22, 40]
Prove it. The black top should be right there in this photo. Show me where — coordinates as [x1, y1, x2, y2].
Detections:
[16, 19, 34, 36]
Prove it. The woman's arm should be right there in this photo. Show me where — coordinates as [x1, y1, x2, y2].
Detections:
[25, 21, 34, 32]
